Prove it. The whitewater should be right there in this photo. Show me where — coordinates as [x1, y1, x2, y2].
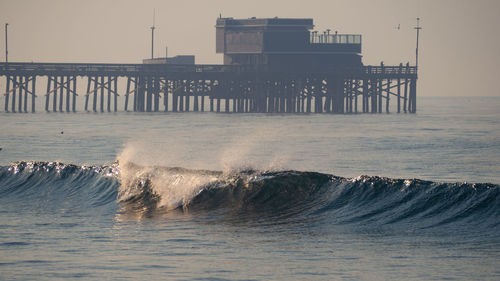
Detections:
[0, 96, 499, 280]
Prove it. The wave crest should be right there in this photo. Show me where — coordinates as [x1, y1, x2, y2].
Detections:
[1, 161, 499, 230]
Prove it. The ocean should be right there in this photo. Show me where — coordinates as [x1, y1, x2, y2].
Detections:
[0, 96, 499, 280]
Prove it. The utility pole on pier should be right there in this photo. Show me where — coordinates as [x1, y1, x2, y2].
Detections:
[415, 18, 422, 69]
[4, 23, 8, 63]
[151, 10, 156, 59]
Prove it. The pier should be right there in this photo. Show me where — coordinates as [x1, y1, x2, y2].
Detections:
[0, 17, 418, 114]
[0, 62, 417, 113]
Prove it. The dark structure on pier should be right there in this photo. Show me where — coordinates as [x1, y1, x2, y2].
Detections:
[1, 17, 418, 114]
[216, 17, 362, 71]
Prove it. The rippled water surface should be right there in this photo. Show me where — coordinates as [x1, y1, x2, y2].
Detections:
[0, 96, 499, 280]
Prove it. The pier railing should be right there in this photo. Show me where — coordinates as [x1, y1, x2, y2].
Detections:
[0, 62, 417, 77]
[310, 33, 362, 45]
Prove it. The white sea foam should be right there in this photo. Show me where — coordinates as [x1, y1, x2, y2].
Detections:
[116, 144, 222, 209]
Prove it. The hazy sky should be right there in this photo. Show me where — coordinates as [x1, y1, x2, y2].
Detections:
[1, 0, 499, 96]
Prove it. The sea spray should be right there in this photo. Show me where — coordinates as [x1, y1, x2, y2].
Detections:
[116, 162, 221, 210]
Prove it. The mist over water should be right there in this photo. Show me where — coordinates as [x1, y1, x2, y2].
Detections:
[0, 96, 499, 280]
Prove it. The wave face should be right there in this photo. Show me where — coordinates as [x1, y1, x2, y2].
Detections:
[0, 161, 119, 215]
[1, 161, 499, 232]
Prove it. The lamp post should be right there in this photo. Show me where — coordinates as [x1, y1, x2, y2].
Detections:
[5, 23, 8, 63]
[151, 10, 156, 59]
[415, 18, 422, 69]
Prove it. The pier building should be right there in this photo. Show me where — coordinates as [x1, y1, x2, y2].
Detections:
[216, 17, 362, 71]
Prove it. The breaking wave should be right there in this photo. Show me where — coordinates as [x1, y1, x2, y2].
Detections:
[1, 161, 499, 231]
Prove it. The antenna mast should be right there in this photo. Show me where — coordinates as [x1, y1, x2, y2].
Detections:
[151, 10, 156, 59]
[414, 17, 422, 69]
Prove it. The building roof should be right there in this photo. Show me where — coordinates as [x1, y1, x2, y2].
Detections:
[216, 17, 314, 29]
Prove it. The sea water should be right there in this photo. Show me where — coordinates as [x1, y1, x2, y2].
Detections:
[0, 96, 499, 280]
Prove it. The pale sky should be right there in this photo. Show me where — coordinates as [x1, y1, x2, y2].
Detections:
[1, 0, 500, 96]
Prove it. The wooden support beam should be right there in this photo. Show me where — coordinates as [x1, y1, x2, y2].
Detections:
[85, 77, 91, 111]
[201, 81, 205, 112]
[338, 77, 345, 114]
[146, 77, 152, 112]
[371, 80, 377, 113]
[45, 77, 51, 112]
[5, 76, 10, 112]
[325, 81, 332, 113]
[23, 76, 29, 113]
[124, 77, 131, 111]
[193, 80, 199, 112]
[300, 87, 305, 113]
[133, 76, 139, 112]
[362, 79, 367, 113]
[107, 76, 111, 112]
[306, 84, 312, 113]
[114, 76, 118, 112]
[410, 79, 417, 113]
[100, 76, 104, 112]
[11, 76, 17, 113]
[59, 76, 64, 112]
[397, 78, 401, 113]
[31, 76, 36, 113]
[72, 76, 76, 112]
[154, 77, 160, 112]
[65, 76, 70, 112]
[315, 81, 323, 113]
[52, 77, 58, 112]
[163, 79, 169, 112]
[172, 81, 177, 112]
[18, 76, 23, 113]
[348, 80, 353, 113]
[93, 77, 98, 112]
[386, 79, 391, 113]
[179, 82, 184, 112]
[354, 79, 358, 113]
[138, 76, 145, 112]
[404, 77, 409, 113]
[185, 83, 190, 112]
[378, 79, 382, 113]
[290, 82, 296, 113]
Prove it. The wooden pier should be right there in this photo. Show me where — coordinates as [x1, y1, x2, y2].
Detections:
[0, 62, 417, 114]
